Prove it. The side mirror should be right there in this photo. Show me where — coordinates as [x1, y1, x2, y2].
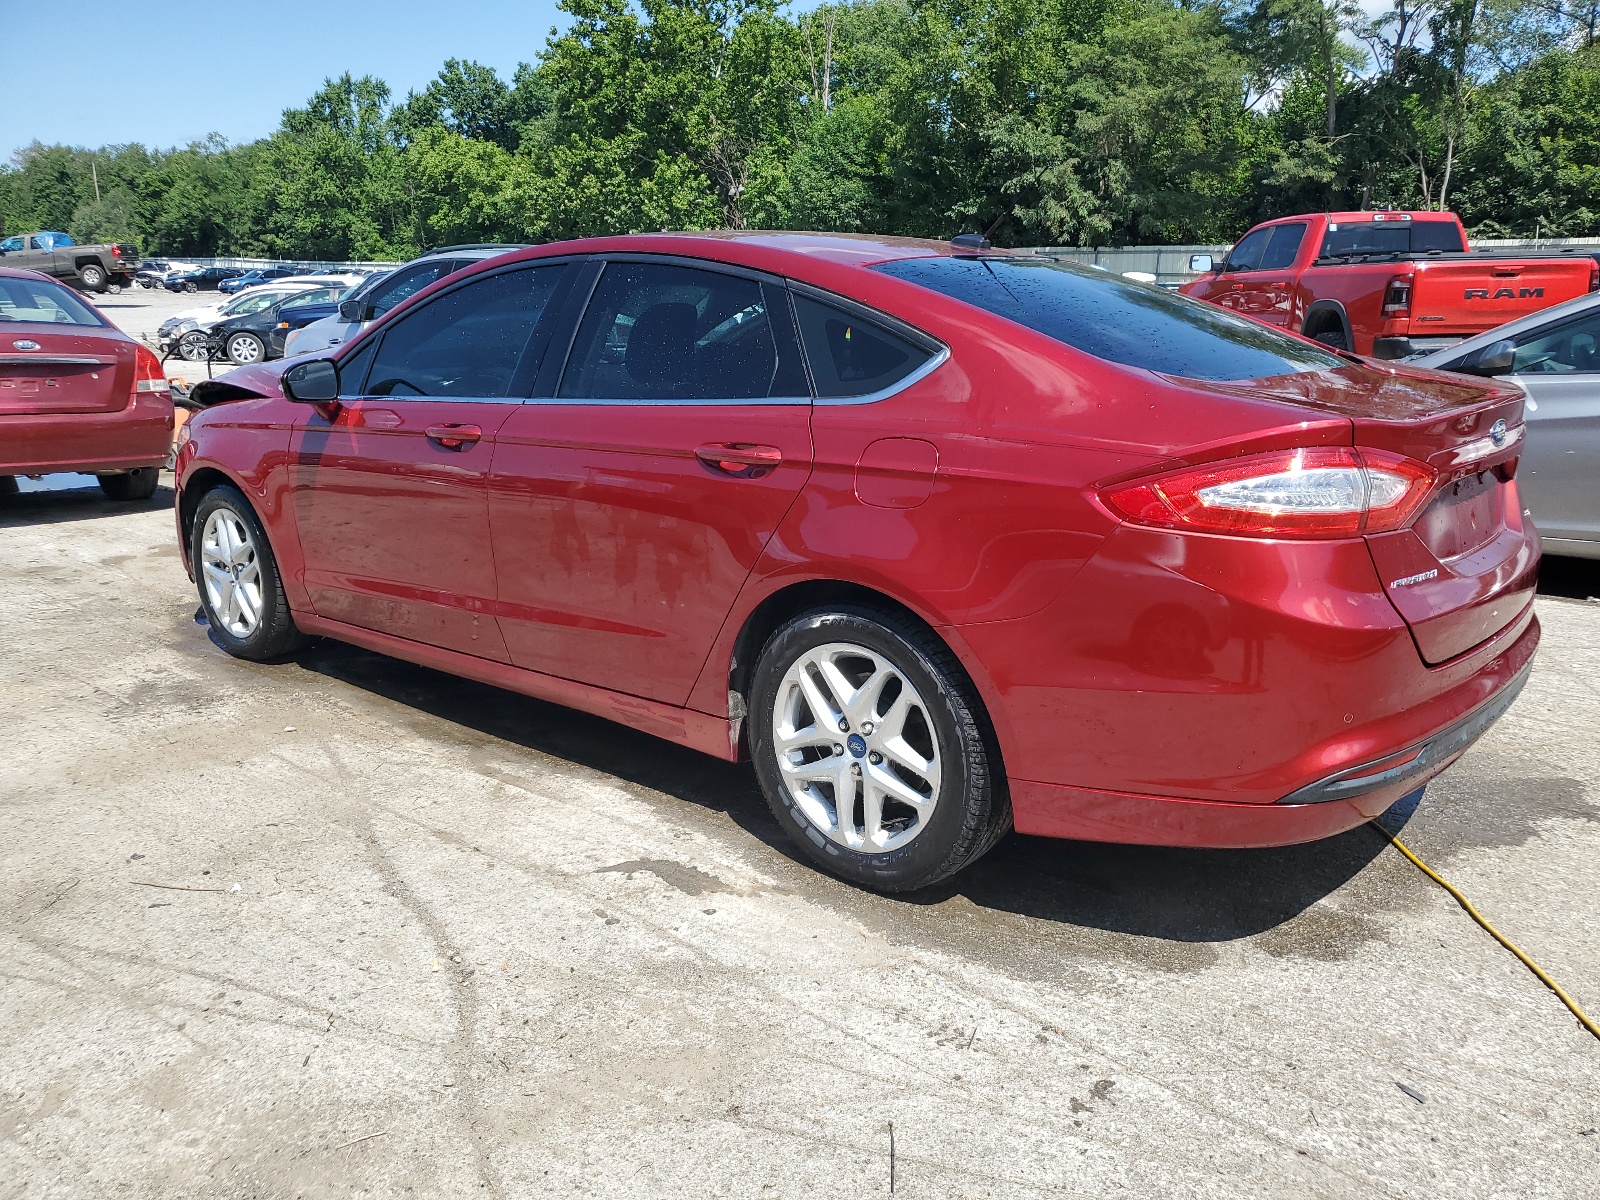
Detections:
[282, 358, 339, 402]
[1188, 253, 1214, 273]
[1460, 339, 1517, 377]
[338, 299, 370, 322]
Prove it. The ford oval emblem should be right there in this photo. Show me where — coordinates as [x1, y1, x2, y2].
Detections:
[11, 338, 40, 351]
[1489, 418, 1508, 448]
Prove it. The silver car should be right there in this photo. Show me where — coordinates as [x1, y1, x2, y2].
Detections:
[1414, 292, 1600, 559]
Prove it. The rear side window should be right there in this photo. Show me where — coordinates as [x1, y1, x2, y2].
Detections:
[559, 262, 806, 401]
[364, 266, 563, 398]
[1258, 223, 1307, 271]
[1322, 220, 1464, 257]
[792, 294, 934, 398]
[0, 276, 105, 326]
[873, 256, 1343, 381]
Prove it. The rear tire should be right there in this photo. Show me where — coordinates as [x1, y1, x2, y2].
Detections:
[748, 606, 1010, 893]
[77, 263, 108, 291]
[97, 468, 160, 501]
[184, 281, 198, 293]
[1312, 326, 1350, 351]
[190, 484, 305, 661]
[0, 476, 18, 497]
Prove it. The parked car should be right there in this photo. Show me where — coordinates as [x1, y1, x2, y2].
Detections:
[1181, 211, 1599, 358]
[135, 261, 175, 288]
[0, 268, 172, 500]
[0, 230, 140, 293]
[206, 286, 348, 364]
[164, 266, 246, 293]
[281, 247, 520, 356]
[1412, 291, 1600, 559]
[219, 266, 306, 294]
[159, 283, 329, 360]
[174, 233, 1537, 892]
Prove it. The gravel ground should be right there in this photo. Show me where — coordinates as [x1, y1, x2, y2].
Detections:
[2, 293, 1599, 1198]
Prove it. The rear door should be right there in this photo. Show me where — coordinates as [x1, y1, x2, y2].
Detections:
[288, 263, 566, 659]
[1501, 307, 1600, 548]
[488, 256, 814, 705]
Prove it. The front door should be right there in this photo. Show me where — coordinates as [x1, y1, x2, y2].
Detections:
[288, 263, 567, 660]
[1506, 308, 1600, 548]
[489, 257, 814, 705]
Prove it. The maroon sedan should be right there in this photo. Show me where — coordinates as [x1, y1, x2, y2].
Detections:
[1, 268, 172, 500]
[172, 234, 1538, 892]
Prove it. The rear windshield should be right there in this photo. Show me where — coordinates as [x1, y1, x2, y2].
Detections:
[872, 256, 1343, 381]
[0, 276, 106, 326]
[1321, 220, 1463, 258]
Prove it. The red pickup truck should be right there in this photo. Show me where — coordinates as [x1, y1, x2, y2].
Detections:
[1180, 211, 1598, 359]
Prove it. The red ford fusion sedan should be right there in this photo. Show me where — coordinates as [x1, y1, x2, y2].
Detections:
[171, 233, 1539, 892]
[1, 267, 172, 500]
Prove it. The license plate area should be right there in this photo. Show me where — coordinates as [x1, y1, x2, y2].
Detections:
[1413, 469, 1502, 561]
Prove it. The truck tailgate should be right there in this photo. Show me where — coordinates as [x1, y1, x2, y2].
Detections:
[1411, 258, 1594, 335]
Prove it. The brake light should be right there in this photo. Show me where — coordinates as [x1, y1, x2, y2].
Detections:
[111, 246, 123, 258]
[1590, 261, 1598, 293]
[133, 343, 170, 396]
[1103, 447, 1437, 539]
[1381, 277, 1412, 318]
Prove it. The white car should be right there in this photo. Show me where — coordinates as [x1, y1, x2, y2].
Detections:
[158, 283, 327, 360]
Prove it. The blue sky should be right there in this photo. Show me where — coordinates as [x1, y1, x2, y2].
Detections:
[3, 0, 570, 159]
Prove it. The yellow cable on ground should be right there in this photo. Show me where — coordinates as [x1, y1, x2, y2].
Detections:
[1372, 821, 1600, 1043]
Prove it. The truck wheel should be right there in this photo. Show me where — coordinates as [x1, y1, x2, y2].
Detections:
[97, 468, 161, 502]
[77, 263, 108, 291]
[1312, 327, 1350, 351]
[226, 332, 265, 365]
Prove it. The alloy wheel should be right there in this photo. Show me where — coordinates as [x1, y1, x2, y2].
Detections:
[200, 508, 263, 639]
[228, 334, 263, 364]
[772, 641, 943, 853]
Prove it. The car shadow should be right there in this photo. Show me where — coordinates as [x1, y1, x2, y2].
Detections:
[1538, 553, 1600, 600]
[290, 637, 1403, 943]
[0, 480, 174, 527]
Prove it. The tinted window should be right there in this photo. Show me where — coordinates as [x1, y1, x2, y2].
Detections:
[1258, 223, 1307, 271]
[873, 256, 1343, 381]
[0, 276, 106, 326]
[1321, 220, 1464, 257]
[370, 261, 455, 317]
[336, 337, 379, 398]
[1511, 309, 1600, 373]
[364, 266, 562, 398]
[559, 262, 804, 400]
[792, 294, 933, 398]
[281, 287, 342, 310]
[0, 237, 22, 252]
[1223, 226, 1271, 272]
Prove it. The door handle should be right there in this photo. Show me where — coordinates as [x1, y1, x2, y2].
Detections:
[426, 423, 482, 450]
[695, 442, 783, 477]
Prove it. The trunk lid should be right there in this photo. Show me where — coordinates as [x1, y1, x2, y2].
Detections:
[1194, 362, 1537, 665]
[0, 327, 135, 416]
[1409, 257, 1594, 336]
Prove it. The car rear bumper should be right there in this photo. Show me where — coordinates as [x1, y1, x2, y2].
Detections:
[1, 398, 174, 476]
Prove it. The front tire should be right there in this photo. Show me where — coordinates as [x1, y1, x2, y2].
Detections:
[97, 468, 160, 501]
[748, 607, 1010, 892]
[190, 484, 305, 661]
[0, 476, 18, 497]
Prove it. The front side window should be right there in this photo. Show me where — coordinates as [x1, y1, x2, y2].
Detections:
[0, 276, 106, 326]
[1511, 309, 1600, 374]
[873, 256, 1344, 382]
[1258, 223, 1308, 271]
[228, 291, 281, 316]
[559, 261, 805, 401]
[1223, 227, 1272, 272]
[791, 293, 934, 399]
[363, 266, 562, 398]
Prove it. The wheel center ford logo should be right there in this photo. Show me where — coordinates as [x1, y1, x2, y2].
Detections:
[11, 339, 39, 350]
[846, 734, 868, 758]
[1490, 419, 1509, 447]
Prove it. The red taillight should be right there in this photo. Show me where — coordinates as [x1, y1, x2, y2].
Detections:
[111, 246, 123, 258]
[133, 343, 170, 397]
[1104, 447, 1437, 539]
[1589, 261, 1598, 293]
[1381, 277, 1412, 318]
